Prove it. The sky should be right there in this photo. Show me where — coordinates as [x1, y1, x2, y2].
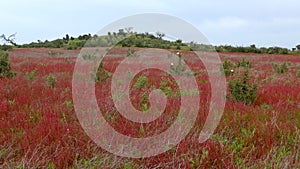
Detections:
[0, 0, 299, 48]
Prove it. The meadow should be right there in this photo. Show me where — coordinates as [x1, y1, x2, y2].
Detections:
[0, 48, 299, 168]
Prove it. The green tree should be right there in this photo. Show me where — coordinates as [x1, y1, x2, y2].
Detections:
[296, 45, 300, 51]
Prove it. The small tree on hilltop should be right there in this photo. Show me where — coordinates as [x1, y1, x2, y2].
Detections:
[296, 45, 300, 51]
[156, 32, 165, 39]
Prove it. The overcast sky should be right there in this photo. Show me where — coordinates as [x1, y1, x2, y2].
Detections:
[1, 0, 299, 48]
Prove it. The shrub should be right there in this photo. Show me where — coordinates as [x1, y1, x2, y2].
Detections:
[237, 58, 252, 68]
[134, 75, 147, 88]
[159, 79, 173, 96]
[273, 62, 288, 74]
[46, 74, 56, 88]
[126, 48, 138, 57]
[95, 69, 111, 82]
[48, 51, 63, 56]
[66, 40, 86, 50]
[228, 68, 257, 105]
[0, 45, 13, 51]
[140, 92, 149, 111]
[0, 50, 15, 78]
[82, 53, 96, 60]
[65, 100, 73, 110]
[26, 69, 37, 81]
[296, 70, 300, 77]
[170, 52, 186, 75]
[222, 59, 235, 76]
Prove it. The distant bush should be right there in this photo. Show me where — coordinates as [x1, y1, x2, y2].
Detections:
[48, 51, 63, 56]
[65, 40, 86, 50]
[0, 45, 13, 51]
[82, 53, 97, 60]
[215, 45, 290, 54]
[0, 50, 15, 78]
[228, 68, 257, 105]
[13, 31, 299, 55]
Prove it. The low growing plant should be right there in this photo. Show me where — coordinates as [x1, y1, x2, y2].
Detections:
[237, 58, 252, 68]
[273, 62, 288, 74]
[134, 75, 147, 88]
[46, 74, 56, 88]
[170, 52, 186, 75]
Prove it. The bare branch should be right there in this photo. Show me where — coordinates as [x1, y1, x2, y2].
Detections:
[0, 33, 18, 46]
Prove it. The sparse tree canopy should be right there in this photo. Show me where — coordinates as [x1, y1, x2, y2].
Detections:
[156, 32, 165, 39]
[0, 33, 18, 46]
[124, 27, 133, 34]
[296, 45, 300, 51]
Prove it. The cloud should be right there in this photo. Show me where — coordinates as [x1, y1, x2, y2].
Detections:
[200, 17, 249, 30]
[0, 0, 300, 47]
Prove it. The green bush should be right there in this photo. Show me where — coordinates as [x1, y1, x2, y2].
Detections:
[46, 74, 56, 88]
[228, 68, 257, 105]
[296, 70, 300, 77]
[26, 69, 37, 81]
[134, 75, 147, 88]
[0, 45, 13, 51]
[0, 50, 15, 78]
[237, 58, 252, 68]
[93, 62, 111, 82]
[82, 53, 96, 60]
[140, 92, 149, 111]
[95, 69, 111, 82]
[66, 40, 86, 50]
[126, 48, 138, 57]
[159, 79, 173, 96]
[273, 62, 288, 74]
[222, 59, 235, 76]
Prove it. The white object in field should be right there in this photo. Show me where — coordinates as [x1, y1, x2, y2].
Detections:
[176, 52, 180, 55]
[230, 69, 234, 73]
[170, 63, 174, 66]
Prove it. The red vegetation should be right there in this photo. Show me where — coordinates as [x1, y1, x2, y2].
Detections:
[0, 48, 299, 168]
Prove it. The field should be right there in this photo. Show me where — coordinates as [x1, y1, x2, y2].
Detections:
[0, 48, 299, 168]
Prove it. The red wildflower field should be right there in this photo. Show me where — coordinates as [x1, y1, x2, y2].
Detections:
[0, 48, 299, 168]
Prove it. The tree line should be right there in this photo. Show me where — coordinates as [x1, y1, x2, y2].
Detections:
[1, 31, 300, 55]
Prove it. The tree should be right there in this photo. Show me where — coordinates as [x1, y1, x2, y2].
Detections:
[64, 34, 70, 41]
[118, 29, 125, 36]
[296, 45, 300, 51]
[0, 33, 18, 46]
[156, 32, 165, 39]
[124, 27, 133, 34]
[250, 44, 256, 49]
